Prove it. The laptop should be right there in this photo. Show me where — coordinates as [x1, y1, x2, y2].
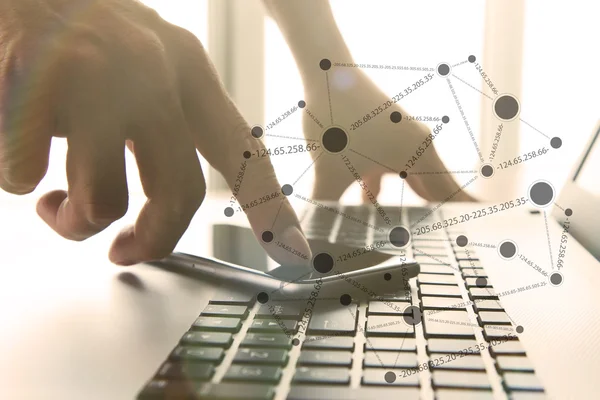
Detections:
[133, 120, 600, 400]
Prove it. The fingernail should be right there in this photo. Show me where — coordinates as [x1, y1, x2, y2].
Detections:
[280, 225, 313, 266]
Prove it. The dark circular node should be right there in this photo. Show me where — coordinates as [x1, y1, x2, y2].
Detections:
[403, 305, 423, 325]
[319, 58, 332, 71]
[565, 208, 573, 217]
[292, 338, 300, 346]
[251, 125, 264, 139]
[282, 184, 294, 196]
[384, 273, 392, 281]
[224, 207, 234, 217]
[480, 164, 494, 178]
[384, 371, 397, 384]
[261, 230, 274, 243]
[550, 272, 563, 286]
[476, 277, 488, 288]
[243, 151, 251, 159]
[468, 55, 476, 63]
[442, 116, 450, 124]
[340, 294, 352, 306]
[298, 100, 306, 109]
[516, 325, 524, 334]
[493, 94, 520, 121]
[389, 226, 411, 248]
[313, 252, 334, 274]
[437, 63, 450, 76]
[498, 240, 517, 260]
[390, 111, 403, 123]
[529, 181, 555, 207]
[550, 137, 562, 149]
[257, 292, 269, 304]
[399, 171, 408, 179]
[456, 235, 469, 247]
[321, 126, 349, 153]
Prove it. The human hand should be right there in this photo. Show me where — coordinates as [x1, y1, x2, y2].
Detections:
[0, 0, 311, 266]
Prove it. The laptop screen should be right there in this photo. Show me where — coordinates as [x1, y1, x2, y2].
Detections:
[574, 123, 600, 195]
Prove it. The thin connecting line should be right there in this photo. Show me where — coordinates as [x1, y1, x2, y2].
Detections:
[543, 211, 555, 270]
[347, 306, 386, 368]
[325, 71, 334, 125]
[452, 60, 469, 68]
[271, 197, 285, 229]
[269, 270, 314, 294]
[412, 248, 460, 272]
[293, 151, 324, 185]
[348, 148, 398, 173]
[393, 328, 411, 368]
[552, 202, 565, 211]
[399, 180, 405, 224]
[451, 74, 494, 100]
[409, 170, 478, 175]
[265, 134, 318, 142]
[520, 118, 551, 139]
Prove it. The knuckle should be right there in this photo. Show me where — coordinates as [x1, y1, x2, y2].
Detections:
[80, 200, 128, 227]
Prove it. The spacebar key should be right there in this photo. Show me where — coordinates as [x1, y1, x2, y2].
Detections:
[288, 386, 420, 400]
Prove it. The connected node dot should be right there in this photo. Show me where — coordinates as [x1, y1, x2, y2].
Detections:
[529, 181, 555, 207]
[399, 171, 408, 179]
[224, 207, 234, 217]
[403, 305, 423, 325]
[565, 208, 573, 217]
[292, 338, 300, 346]
[257, 292, 269, 304]
[498, 240, 517, 260]
[243, 151, 251, 159]
[550, 137, 562, 149]
[384, 371, 397, 384]
[390, 111, 402, 123]
[282, 184, 294, 196]
[389, 226, 411, 248]
[480, 164, 494, 178]
[437, 63, 450, 76]
[313, 252, 334, 274]
[456, 235, 469, 247]
[516, 325, 524, 334]
[319, 59, 332, 71]
[340, 294, 352, 306]
[384, 273, 392, 281]
[298, 100, 306, 109]
[493, 94, 520, 121]
[251, 125, 264, 139]
[442, 116, 450, 124]
[321, 127, 349, 153]
[550, 272, 563, 286]
[476, 277, 488, 288]
[468, 55, 476, 63]
[261, 230, 274, 243]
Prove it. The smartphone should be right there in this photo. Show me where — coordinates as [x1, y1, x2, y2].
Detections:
[152, 252, 419, 300]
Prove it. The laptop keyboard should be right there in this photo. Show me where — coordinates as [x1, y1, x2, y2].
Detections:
[137, 206, 546, 400]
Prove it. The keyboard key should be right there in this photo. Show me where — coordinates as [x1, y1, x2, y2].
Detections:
[483, 325, 518, 341]
[469, 288, 498, 299]
[424, 310, 477, 338]
[307, 301, 358, 335]
[496, 356, 534, 372]
[509, 393, 548, 399]
[223, 365, 282, 383]
[435, 389, 494, 400]
[233, 348, 288, 365]
[201, 304, 248, 318]
[287, 386, 420, 400]
[419, 264, 455, 275]
[465, 277, 493, 288]
[171, 346, 224, 363]
[241, 333, 292, 349]
[461, 269, 487, 277]
[210, 291, 255, 306]
[297, 350, 352, 366]
[429, 353, 485, 371]
[365, 316, 415, 337]
[420, 284, 462, 297]
[414, 250, 448, 257]
[364, 337, 416, 352]
[379, 292, 411, 302]
[503, 372, 545, 391]
[473, 299, 503, 312]
[249, 319, 298, 333]
[292, 367, 350, 385]
[413, 243, 447, 250]
[415, 254, 452, 264]
[367, 301, 410, 315]
[427, 338, 479, 354]
[257, 302, 304, 319]
[192, 317, 241, 332]
[422, 297, 465, 310]
[302, 336, 354, 350]
[362, 368, 419, 386]
[478, 311, 512, 325]
[432, 370, 491, 389]
[489, 340, 526, 356]
[138, 380, 197, 399]
[196, 383, 276, 399]
[363, 351, 418, 368]
[157, 362, 214, 380]
[181, 331, 233, 348]
[418, 274, 458, 285]
[458, 260, 482, 268]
